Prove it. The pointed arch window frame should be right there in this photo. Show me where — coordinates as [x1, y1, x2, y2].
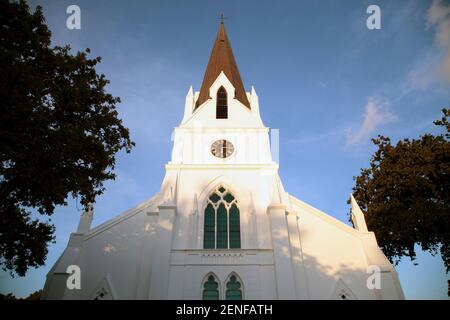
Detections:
[216, 86, 228, 119]
[201, 273, 221, 300]
[224, 273, 244, 300]
[203, 185, 241, 249]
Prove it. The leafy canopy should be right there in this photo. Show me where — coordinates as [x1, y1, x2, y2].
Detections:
[0, 0, 134, 276]
[351, 108, 450, 278]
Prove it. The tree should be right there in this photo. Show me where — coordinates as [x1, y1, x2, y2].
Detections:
[0, 0, 134, 276]
[0, 289, 42, 300]
[351, 108, 450, 285]
[24, 289, 42, 300]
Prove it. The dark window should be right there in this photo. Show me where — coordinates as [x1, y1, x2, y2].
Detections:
[216, 87, 228, 119]
[203, 186, 240, 249]
[229, 203, 240, 248]
[204, 203, 215, 249]
[216, 203, 228, 248]
[225, 275, 242, 300]
[203, 275, 219, 300]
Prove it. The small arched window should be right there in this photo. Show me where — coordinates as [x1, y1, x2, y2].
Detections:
[203, 186, 240, 249]
[202, 275, 219, 300]
[216, 87, 228, 119]
[225, 275, 243, 300]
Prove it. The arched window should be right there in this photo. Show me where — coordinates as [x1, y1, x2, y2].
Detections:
[217, 203, 227, 248]
[216, 87, 228, 119]
[202, 275, 219, 300]
[203, 186, 240, 249]
[229, 203, 240, 248]
[204, 204, 215, 249]
[225, 275, 243, 300]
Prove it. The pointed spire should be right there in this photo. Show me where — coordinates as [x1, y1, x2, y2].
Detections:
[76, 203, 93, 234]
[350, 194, 369, 232]
[195, 22, 250, 109]
[182, 86, 194, 123]
[250, 85, 261, 119]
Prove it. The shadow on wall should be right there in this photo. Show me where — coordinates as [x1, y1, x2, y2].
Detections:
[63, 190, 393, 299]
[269, 219, 391, 299]
[301, 253, 376, 299]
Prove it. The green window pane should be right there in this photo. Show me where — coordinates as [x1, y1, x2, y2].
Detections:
[229, 203, 240, 249]
[216, 203, 228, 249]
[209, 193, 220, 203]
[204, 203, 215, 249]
[223, 193, 235, 203]
[226, 275, 242, 300]
[203, 275, 219, 300]
[218, 186, 226, 193]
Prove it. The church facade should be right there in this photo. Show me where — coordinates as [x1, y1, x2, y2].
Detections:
[42, 22, 404, 300]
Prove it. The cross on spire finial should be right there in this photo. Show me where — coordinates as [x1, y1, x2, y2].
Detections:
[219, 12, 227, 24]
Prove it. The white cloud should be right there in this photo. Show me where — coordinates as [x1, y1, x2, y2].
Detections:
[427, 0, 450, 27]
[434, 18, 450, 48]
[346, 97, 397, 147]
[439, 47, 450, 82]
[407, 57, 437, 90]
[428, 0, 450, 84]
[410, 0, 450, 88]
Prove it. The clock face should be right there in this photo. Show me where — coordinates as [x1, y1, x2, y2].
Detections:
[211, 140, 234, 158]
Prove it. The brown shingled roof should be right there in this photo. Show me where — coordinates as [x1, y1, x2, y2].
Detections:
[195, 22, 250, 110]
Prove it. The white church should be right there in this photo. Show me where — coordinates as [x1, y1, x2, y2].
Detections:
[42, 22, 404, 300]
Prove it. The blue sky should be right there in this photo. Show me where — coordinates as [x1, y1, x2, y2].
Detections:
[1, 0, 449, 299]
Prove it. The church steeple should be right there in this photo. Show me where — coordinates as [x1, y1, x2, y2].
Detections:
[195, 22, 250, 110]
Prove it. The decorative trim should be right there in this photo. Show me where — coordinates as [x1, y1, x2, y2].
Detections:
[267, 204, 287, 211]
[158, 203, 177, 210]
[174, 127, 269, 133]
[201, 252, 244, 258]
[166, 163, 278, 170]
[170, 249, 274, 266]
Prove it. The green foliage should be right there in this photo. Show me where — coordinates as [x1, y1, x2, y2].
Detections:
[0, 0, 134, 276]
[0, 292, 18, 300]
[0, 289, 42, 300]
[25, 289, 42, 300]
[351, 108, 450, 279]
